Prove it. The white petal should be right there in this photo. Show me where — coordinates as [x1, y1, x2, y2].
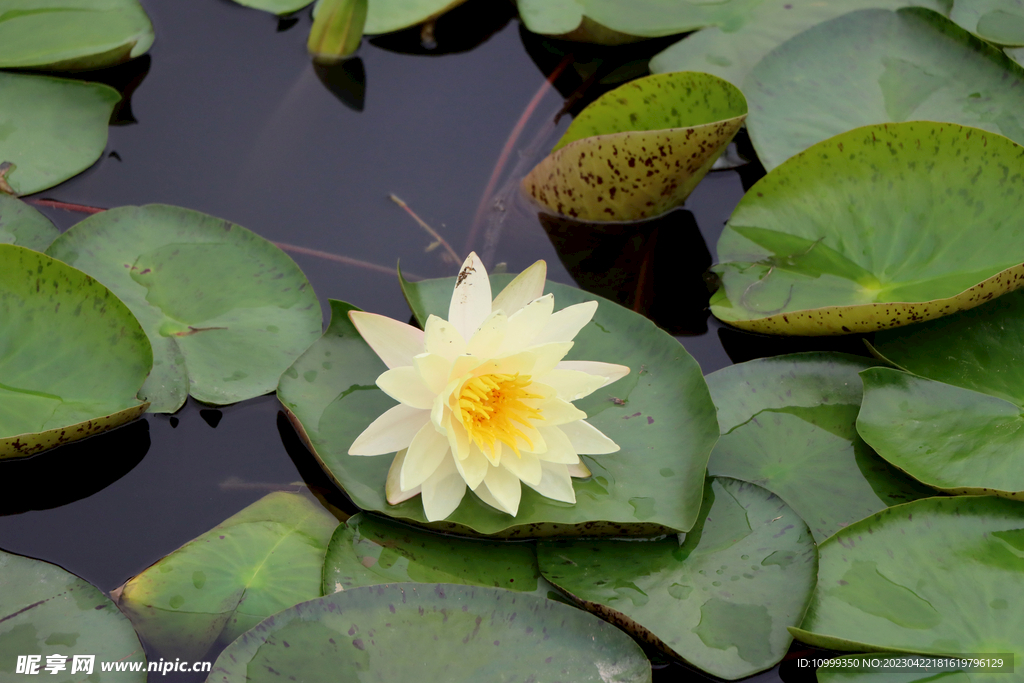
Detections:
[500, 450, 543, 486]
[472, 350, 537, 377]
[453, 444, 489, 489]
[421, 455, 467, 522]
[491, 260, 546, 316]
[481, 465, 522, 516]
[466, 311, 507, 357]
[525, 462, 576, 504]
[526, 341, 575, 376]
[414, 353, 450, 395]
[567, 461, 592, 478]
[349, 311, 425, 369]
[497, 294, 554, 354]
[376, 366, 436, 410]
[527, 397, 586, 426]
[511, 421, 546, 457]
[401, 422, 451, 490]
[349, 404, 430, 455]
[448, 252, 492, 341]
[443, 411, 472, 461]
[535, 369, 607, 401]
[424, 315, 466, 362]
[534, 426, 581, 464]
[556, 360, 631, 388]
[531, 301, 597, 345]
[385, 450, 421, 504]
[560, 419, 620, 454]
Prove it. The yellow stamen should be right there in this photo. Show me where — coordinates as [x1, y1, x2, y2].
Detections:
[458, 373, 544, 458]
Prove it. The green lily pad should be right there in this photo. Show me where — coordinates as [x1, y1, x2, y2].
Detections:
[230, 0, 314, 17]
[115, 491, 339, 660]
[951, 0, 1024, 45]
[516, 0, 758, 44]
[312, 0, 468, 34]
[208, 583, 652, 683]
[279, 277, 718, 537]
[323, 512, 555, 597]
[0, 549, 147, 681]
[0, 72, 120, 196]
[791, 495, 1024, 665]
[521, 72, 747, 222]
[744, 8, 1024, 171]
[538, 477, 817, 680]
[706, 353, 932, 542]
[0, 244, 150, 459]
[0, 195, 59, 251]
[648, 0, 949, 88]
[1009, 46, 1024, 64]
[46, 204, 322, 413]
[709, 121, 1024, 335]
[0, 0, 154, 71]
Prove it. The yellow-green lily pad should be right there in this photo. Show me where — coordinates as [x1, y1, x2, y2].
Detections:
[709, 122, 1024, 335]
[521, 72, 747, 222]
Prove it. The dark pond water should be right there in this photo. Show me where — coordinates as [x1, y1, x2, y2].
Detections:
[0, 1, 870, 680]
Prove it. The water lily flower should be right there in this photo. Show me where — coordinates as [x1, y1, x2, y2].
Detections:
[348, 253, 630, 522]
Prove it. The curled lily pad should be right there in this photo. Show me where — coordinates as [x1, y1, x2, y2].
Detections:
[521, 72, 747, 222]
[706, 353, 932, 542]
[791, 496, 1024, 664]
[208, 583, 652, 683]
[0, 244, 150, 459]
[323, 512, 555, 597]
[951, 0, 1024, 45]
[0, 550, 147, 682]
[648, 0, 949, 87]
[280, 276, 718, 537]
[745, 8, 1024, 171]
[115, 492, 339, 659]
[538, 477, 817, 680]
[0, 0, 154, 71]
[308, 0, 366, 61]
[0, 72, 120, 196]
[0, 196, 59, 251]
[46, 205, 323, 413]
[709, 122, 1024, 335]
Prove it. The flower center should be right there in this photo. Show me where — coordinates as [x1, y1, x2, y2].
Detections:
[458, 373, 543, 458]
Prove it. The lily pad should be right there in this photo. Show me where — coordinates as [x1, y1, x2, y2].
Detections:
[0, 72, 120, 196]
[115, 491, 339, 660]
[791, 495, 1024, 665]
[230, 0, 314, 17]
[709, 122, 1024, 335]
[323, 512, 555, 597]
[313, 0, 469, 34]
[0, 549, 147, 682]
[279, 278, 718, 537]
[0, 0, 154, 71]
[951, 0, 1024, 45]
[208, 583, 652, 683]
[745, 8, 1024, 171]
[648, 0, 949, 88]
[0, 195, 59, 251]
[538, 477, 817, 680]
[1009, 46, 1024, 64]
[46, 204, 323, 413]
[521, 72, 747, 222]
[0, 244, 150, 459]
[705, 353, 932, 542]
[516, 0, 758, 44]
[308, 0, 367, 61]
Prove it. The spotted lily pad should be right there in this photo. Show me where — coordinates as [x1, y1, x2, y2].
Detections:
[0, 549, 147, 681]
[279, 275, 718, 537]
[0, 245, 150, 459]
[46, 205, 323, 413]
[115, 492, 339, 659]
[951, 0, 1024, 45]
[745, 8, 1024, 171]
[0, 0, 154, 71]
[649, 0, 949, 87]
[0, 196, 59, 251]
[207, 583, 652, 683]
[709, 122, 1024, 335]
[521, 72, 747, 222]
[0, 72, 120, 196]
[791, 496, 1024, 665]
[538, 477, 817, 680]
[323, 512, 555, 597]
[706, 353, 932, 542]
